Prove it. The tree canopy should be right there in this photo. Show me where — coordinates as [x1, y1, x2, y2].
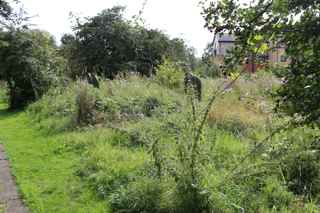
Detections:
[61, 6, 195, 79]
[0, 29, 63, 109]
[0, 0, 13, 19]
[202, 0, 320, 126]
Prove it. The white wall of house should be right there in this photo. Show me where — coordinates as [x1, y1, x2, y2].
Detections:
[218, 42, 235, 56]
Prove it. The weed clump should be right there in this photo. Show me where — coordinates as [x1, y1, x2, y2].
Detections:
[74, 82, 118, 126]
[75, 82, 101, 126]
[143, 97, 161, 117]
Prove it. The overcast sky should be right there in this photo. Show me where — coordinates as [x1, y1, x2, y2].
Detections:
[20, 0, 213, 56]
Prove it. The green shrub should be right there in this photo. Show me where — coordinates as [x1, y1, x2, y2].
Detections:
[155, 59, 184, 89]
[75, 82, 106, 126]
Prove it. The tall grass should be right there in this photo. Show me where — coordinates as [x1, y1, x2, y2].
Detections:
[25, 74, 320, 212]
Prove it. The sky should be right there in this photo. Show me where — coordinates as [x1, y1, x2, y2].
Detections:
[20, 0, 213, 56]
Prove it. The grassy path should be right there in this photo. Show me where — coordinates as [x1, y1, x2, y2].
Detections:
[0, 104, 108, 213]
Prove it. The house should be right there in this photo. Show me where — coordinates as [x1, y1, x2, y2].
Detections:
[213, 34, 288, 72]
[213, 34, 236, 57]
[213, 34, 236, 64]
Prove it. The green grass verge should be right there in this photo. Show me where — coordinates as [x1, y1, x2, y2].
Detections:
[0, 103, 109, 213]
[0, 203, 4, 213]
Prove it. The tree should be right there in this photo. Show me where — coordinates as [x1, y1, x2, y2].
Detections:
[62, 7, 138, 79]
[0, 0, 13, 19]
[132, 28, 171, 76]
[62, 6, 196, 79]
[0, 0, 29, 29]
[201, 0, 320, 126]
[0, 29, 63, 109]
[60, 33, 82, 79]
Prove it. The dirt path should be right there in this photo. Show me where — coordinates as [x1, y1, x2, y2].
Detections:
[0, 145, 27, 213]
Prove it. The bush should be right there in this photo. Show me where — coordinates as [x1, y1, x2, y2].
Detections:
[155, 59, 184, 89]
[74, 82, 120, 126]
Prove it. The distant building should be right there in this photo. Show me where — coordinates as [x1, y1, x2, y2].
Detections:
[213, 34, 236, 57]
[268, 43, 288, 65]
[213, 34, 288, 72]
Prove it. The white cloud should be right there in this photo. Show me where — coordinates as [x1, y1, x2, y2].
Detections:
[22, 0, 213, 55]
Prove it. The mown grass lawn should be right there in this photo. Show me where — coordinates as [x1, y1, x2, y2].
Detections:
[0, 103, 109, 213]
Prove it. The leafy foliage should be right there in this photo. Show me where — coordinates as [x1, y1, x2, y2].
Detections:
[0, 29, 63, 109]
[25, 74, 320, 212]
[61, 6, 195, 79]
[155, 58, 184, 89]
[201, 0, 320, 126]
[198, 43, 221, 78]
[0, 0, 13, 20]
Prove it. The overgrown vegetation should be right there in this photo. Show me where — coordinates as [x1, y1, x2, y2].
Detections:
[201, 0, 320, 126]
[0, 0, 320, 212]
[24, 73, 320, 212]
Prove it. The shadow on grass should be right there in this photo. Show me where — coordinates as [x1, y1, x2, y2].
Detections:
[0, 104, 23, 120]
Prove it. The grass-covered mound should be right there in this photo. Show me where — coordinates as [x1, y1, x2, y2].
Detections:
[1, 73, 319, 212]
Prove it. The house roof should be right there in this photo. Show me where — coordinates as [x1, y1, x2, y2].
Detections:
[217, 34, 235, 42]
